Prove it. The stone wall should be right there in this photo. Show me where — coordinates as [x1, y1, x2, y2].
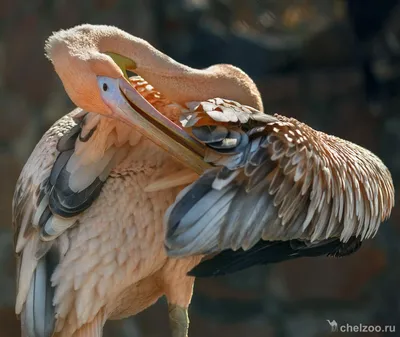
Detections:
[1, 1, 399, 336]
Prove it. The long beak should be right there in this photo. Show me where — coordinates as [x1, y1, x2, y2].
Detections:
[98, 76, 210, 174]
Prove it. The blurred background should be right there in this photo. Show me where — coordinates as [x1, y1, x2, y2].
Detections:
[1, 0, 400, 336]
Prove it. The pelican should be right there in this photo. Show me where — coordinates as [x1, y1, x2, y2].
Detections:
[13, 24, 394, 337]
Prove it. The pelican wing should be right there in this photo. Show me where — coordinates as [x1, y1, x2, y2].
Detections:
[12, 109, 122, 336]
[13, 110, 109, 252]
[165, 99, 394, 260]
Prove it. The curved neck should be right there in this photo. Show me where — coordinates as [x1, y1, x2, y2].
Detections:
[99, 31, 263, 109]
[100, 32, 193, 78]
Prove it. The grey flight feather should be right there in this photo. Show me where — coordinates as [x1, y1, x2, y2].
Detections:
[22, 248, 57, 337]
[13, 111, 119, 337]
[165, 100, 393, 258]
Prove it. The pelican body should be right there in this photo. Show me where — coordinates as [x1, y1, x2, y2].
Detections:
[13, 24, 394, 337]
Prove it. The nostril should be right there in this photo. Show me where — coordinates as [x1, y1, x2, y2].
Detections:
[102, 83, 108, 91]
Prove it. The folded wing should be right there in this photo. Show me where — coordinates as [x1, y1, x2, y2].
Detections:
[13, 109, 127, 337]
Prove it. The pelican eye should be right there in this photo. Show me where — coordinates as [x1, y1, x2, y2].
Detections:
[102, 83, 108, 91]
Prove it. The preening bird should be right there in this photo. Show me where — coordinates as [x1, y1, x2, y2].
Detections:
[13, 24, 394, 337]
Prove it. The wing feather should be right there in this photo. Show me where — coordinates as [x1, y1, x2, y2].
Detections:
[12, 109, 128, 337]
[165, 101, 394, 257]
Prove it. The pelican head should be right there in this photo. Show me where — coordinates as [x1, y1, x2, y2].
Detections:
[45, 24, 263, 172]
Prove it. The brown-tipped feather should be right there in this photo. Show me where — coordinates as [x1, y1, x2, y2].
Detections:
[165, 99, 395, 257]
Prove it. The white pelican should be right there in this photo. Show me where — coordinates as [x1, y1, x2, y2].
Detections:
[13, 24, 394, 337]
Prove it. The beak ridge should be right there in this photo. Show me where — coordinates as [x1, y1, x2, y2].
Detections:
[110, 77, 210, 174]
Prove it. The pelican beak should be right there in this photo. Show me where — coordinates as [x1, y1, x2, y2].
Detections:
[97, 76, 210, 174]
